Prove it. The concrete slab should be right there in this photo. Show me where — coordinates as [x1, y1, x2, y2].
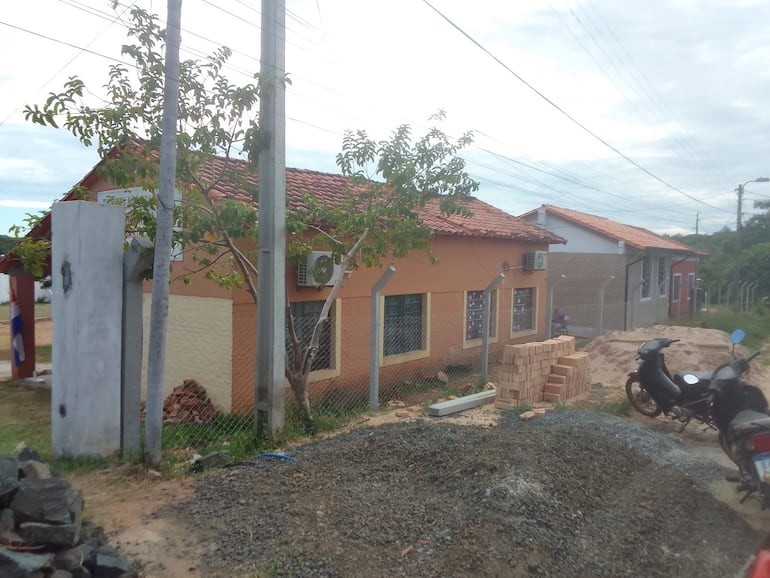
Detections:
[427, 390, 496, 417]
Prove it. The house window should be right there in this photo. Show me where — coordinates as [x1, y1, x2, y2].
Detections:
[672, 274, 681, 304]
[512, 288, 535, 332]
[384, 294, 424, 356]
[465, 290, 497, 341]
[288, 300, 333, 371]
[687, 273, 695, 301]
[641, 257, 651, 299]
[657, 257, 667, 297]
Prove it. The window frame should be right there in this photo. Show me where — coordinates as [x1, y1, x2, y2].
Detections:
[287, 299, 341, 381]
[640, 256, 651, 300]
[671, 273, 682, 304]
[657, 257, 667, 297]
[463, 289, 499, 349]
[511, 286, 537, 337]
[380, 293, 430, 366]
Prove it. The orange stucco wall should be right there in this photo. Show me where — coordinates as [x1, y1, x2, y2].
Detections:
[231, 236, 550, 412]
[82, 175, 549, 413]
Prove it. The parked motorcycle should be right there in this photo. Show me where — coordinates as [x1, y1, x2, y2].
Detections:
[708, 330, 770, 508]
[625, 337, 715, 431]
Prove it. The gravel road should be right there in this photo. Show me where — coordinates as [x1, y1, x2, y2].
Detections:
[173, 409, 761, 577]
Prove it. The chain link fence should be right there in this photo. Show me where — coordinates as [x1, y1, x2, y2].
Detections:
[154, 286, 685, 459]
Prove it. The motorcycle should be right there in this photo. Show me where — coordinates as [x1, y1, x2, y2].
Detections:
[708, 330, 770, 508]
[625, 336, 715, 431]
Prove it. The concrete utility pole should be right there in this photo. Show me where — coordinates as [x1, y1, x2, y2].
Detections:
[255, 0, 287, 437]
[735, 177, 770, 308]
[145, 0, 182, 465]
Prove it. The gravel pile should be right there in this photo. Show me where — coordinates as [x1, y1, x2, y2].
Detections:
[175, 410, 760, 577]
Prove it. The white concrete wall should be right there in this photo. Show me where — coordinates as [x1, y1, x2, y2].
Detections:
[51, 201, 125, 456]
[523, 213, 621, 254]
[141, 294, 233, 411]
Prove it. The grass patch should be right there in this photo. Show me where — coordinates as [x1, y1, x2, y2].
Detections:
[0, 302, 51, 320]
[591, 398, 633, 417]
[675, 306, 770, 350]
[0, 345, 51, 363]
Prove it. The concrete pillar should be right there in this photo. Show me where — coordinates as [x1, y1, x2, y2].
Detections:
[122, 237, 154, 457]
[9, 274, 35, 379]
[51, 201, 125, 457]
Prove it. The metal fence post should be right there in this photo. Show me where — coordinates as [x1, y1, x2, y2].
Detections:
[481, 272, 505, 383]
[546, 274, 566, 339]
[597, 275, 615, 336]
[370, 266, 396, 411]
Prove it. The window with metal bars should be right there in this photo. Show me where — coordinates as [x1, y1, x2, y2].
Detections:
[512, 287, 535, 332]
[465, 290, 497, 341]
[384, 294, 424, 356]
[288, 300, 332, 370]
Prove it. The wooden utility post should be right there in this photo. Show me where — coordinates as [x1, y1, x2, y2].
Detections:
[145, 0, 182, 465]
[255, 0, 287, 436]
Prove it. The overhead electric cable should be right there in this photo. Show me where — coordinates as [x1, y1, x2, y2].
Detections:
[419, 0, 728, 213]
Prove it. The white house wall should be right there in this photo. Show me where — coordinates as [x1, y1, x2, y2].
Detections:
[523, 213, 621, 254]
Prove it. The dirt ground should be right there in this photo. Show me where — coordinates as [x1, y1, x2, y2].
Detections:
[10, 322, 770, 576]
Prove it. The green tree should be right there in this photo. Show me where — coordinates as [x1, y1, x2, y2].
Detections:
[0, 235, 16, 256]
[23, 6, 478, 434]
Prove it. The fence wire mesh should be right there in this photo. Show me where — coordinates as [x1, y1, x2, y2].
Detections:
[155, 289, 703, 458]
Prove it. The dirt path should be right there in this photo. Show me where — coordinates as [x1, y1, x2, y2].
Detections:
[69, 469, 206, 578]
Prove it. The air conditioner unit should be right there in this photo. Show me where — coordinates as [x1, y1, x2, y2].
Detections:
[524, 251, 547, 271]
[297, 251, 342, 287]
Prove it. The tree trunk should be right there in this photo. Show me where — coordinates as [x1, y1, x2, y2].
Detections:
[286, 367, 315, 434]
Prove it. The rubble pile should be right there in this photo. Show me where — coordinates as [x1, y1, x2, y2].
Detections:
[146, 379, 219, 424]
[0, 448, 135, 578]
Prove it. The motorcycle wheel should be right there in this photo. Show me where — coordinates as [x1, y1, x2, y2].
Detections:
[625, 375, 662, 417]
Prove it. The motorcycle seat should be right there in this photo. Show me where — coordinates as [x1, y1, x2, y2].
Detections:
[673, 371, 712, 385]
[729, 410, 770, 436]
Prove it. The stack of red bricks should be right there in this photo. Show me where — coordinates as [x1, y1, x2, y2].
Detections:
[162, 379, 219, 424]
[495, 335, 591, 409]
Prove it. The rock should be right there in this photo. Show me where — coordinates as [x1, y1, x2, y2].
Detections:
[92, 545, 134, 578]
[55, 543, 96, 572]
[18, 521, 81, 547]
[190, 451, 232, 473]
[20, 460, 52, 480]
[17, 447, 43, 463]
[0, 458, 19, 501]
[0, 546, 54, 578]
[52, 569, 75, 578]
[11, 479, 82, 526]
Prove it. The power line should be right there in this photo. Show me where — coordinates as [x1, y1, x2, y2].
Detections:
[419, 0, 728, 213]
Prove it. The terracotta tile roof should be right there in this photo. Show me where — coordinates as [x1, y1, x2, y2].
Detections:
[198, 156, 565, 244]
[0, 151, 565, 275]
[520, 204, 697, 253]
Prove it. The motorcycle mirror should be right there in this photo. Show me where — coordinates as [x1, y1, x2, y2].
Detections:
[731, 329, 746, 345]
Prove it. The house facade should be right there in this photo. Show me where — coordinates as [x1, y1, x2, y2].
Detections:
[520, 205, 699, 336]
[2, 158, 564, 414]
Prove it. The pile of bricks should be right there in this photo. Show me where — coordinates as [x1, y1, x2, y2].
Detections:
[494, 335, 591, 409]
[148, 379, 219, 424]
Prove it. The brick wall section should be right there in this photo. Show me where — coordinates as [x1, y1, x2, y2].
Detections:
[494, 335, 591, 409]
[142, 294, 232, 411]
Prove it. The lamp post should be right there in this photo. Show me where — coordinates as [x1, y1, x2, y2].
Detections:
[735, 177, 770, 308]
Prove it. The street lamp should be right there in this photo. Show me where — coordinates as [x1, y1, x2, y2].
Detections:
[735, 177, 770, 308]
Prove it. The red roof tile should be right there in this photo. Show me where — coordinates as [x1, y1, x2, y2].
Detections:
[520, 205, 697, 253]
[198, 156, 565, 244]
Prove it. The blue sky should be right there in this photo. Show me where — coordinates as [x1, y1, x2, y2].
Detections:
[2, 0, 770, 237]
